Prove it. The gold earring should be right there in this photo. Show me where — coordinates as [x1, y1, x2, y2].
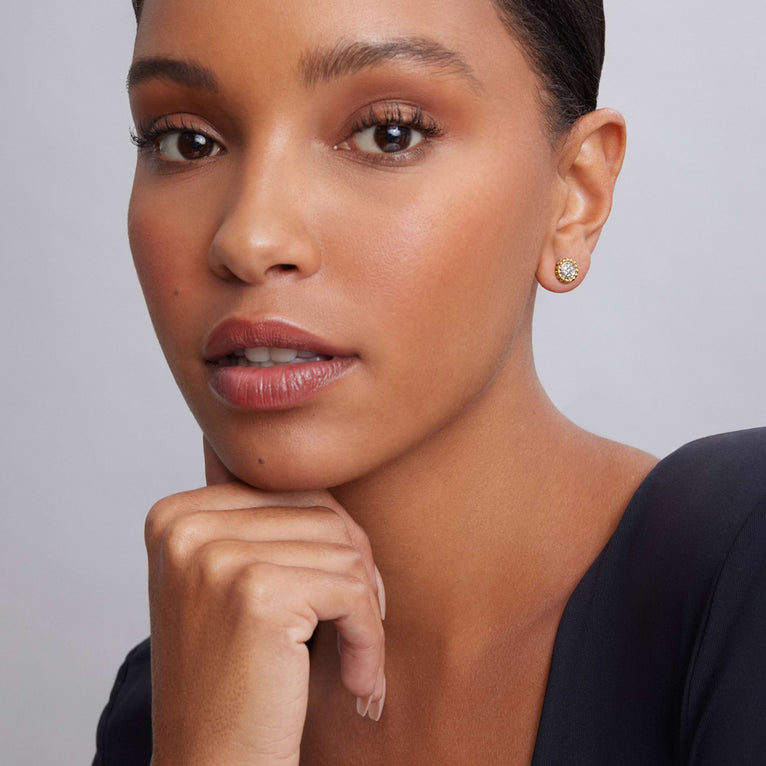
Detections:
[555, 258, 579, 284]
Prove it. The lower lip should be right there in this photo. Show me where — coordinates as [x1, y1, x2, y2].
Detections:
[207, 357, 356, 411]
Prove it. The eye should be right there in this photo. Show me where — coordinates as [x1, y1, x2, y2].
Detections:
[156, 130, 222, 162]
[352, 123, 426, 154]
[335, 103, 443, 163]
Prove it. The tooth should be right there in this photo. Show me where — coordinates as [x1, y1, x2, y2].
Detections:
[297, 350, 317, 359]
[244, 347, 270, 362]
[237, 357, 249, 366]
[270, 348, 299, 363]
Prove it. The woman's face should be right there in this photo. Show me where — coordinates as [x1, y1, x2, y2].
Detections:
[128, 0, 560, 489]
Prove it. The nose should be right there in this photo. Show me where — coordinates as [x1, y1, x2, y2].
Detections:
[207, 150, 322, 284]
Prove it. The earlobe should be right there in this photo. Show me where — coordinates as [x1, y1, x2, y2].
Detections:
[536, 109, 627, 294]
[537, 252, 591, 294]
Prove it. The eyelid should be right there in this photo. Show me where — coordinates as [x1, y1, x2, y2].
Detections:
[336, 101, 444, 166]
[131, 114, 225, 161]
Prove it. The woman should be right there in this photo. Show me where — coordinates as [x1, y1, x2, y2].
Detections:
[94, 0, 766, 763]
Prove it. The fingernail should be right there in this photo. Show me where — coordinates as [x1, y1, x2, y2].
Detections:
[367, 674, 386, 722]
[356, 694, 372, 717]
[374, 565, 386, 621]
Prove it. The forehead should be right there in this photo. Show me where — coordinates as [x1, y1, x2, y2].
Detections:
[133, 0, 530, 94]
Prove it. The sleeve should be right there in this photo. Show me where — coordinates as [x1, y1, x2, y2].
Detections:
[92, 638, 153, 766]
[683, 494, 766, 764]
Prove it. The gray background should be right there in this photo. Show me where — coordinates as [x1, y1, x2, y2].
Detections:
[1, 2, 764, 762]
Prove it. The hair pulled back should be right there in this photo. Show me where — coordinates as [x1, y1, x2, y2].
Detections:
[492, 0, 604, 133]
[131, 0, 604, 135]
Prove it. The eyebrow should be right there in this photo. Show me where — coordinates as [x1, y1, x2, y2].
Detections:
[127, 57, 218, 92]
[126, 37, 481, 95]
[298, 37, 482, 91]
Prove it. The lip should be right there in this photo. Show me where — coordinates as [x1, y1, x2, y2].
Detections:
[203, 317, 356, 362]
[203, 317, 357, 411]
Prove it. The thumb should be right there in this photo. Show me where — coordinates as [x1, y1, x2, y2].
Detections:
[203, 437, 238, 486]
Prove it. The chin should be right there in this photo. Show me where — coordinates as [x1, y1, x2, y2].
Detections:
[214, 435, 377, 492]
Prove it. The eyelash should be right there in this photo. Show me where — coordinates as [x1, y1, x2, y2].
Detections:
[341, 102, 444, 165]
[130, 103, 444, 167]
[130, 115, 201, 153]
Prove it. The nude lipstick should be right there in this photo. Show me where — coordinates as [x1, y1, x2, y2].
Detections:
[203, 318, 357, 411]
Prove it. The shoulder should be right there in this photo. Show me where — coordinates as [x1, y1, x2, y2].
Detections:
[92, 637, 152, 766]
[640, 426, 766, 507]
[618, 427, 766, 581]
[607, 427, 766, 660]
[651, 429, 766, 762]
[622, 428, 766, 761]
[533, 428, 766, 764]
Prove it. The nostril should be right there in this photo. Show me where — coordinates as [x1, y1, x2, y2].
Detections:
[278, 264, 297, 272]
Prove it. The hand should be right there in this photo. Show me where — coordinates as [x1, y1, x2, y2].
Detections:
[145, 439, 386, 765]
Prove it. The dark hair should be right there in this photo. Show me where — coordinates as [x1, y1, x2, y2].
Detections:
[131, 0, 604, 135]
[491, 0, 605, 133]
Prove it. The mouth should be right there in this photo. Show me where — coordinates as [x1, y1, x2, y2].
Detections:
[217, 347, 335, 368]
[203, 317, 357, 411]
[203, 317, 355, 364]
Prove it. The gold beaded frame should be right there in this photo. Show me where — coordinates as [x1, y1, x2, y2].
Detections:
[555, 258, 579, 284]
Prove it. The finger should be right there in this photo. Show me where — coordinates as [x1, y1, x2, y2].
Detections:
[145, 486, 348, 553]
[185, 509, 381, 616]
[146, 498, 382, 613]
[193, 539, 373, 592]
[216, 561, 383, 700]
[366, 668, 387, 721]
[268, 565, 383, 700]
[157, 481, 342, 515]
[147, 474, 384, 618]
[152, 506, 353, 569]
[203, 436, 238, 486]
[316, 494, 383, 613]
[191, 539, 385, 641]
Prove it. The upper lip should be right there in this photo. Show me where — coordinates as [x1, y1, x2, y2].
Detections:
[203, 317, 357, 362]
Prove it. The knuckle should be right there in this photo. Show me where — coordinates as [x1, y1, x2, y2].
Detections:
[344, 573, 371, 603]
[348, 523, 374, 559]
[234, 561, 280, 614]
[160, 514, 202, 570]
[313, 506, 352, 542]
[193, 540, 227, 586]
[355, 532, 374, 562]
[144, 491, 201, 549]
[144, 496, 179, 550]
[343, 548, 368, 579]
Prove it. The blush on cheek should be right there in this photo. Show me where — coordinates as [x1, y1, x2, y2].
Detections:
[129, 192, 199, 305]
[127, 193, 208, 390]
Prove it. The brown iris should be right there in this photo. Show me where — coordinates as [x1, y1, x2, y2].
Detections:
[374, 125, 412, 153]
[174, 132, 214, 160]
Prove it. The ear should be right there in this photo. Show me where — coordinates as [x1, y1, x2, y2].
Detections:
[537, 109, 626, 293]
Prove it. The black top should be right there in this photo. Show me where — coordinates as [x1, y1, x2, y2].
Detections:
[92, 428, 766, 765]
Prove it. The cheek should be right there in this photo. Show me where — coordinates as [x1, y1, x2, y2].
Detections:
[292, 154, 552, 472]
[327, 157, 549, 385]
[128, 173, 219, 368]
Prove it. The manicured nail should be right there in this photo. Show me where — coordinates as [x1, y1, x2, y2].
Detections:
[367, 674, 386, 722]
[374, 565, 386, 620]
[356, 694, 372, 717]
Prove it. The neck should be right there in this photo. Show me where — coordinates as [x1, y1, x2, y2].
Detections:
[329, 341, 592, 662]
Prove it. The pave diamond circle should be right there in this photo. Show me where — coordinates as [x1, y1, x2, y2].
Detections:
[555, 258, 579, 284]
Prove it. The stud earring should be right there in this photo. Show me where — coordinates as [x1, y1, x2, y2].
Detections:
[555, 258, 579, 284]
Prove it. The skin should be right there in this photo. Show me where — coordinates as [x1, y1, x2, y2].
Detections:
[128, 0, 658, 763]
